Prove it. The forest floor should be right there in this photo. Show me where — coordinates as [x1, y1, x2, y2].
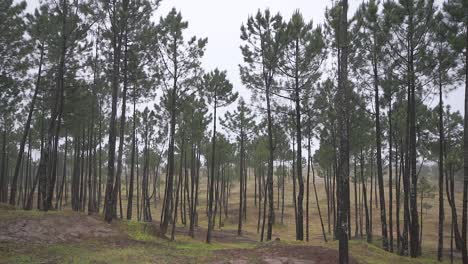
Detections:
[0, 176, 464, 263]
[0, 203, 355, 263]
[0, 202, 460, 264]
[0, 201, 357, 264]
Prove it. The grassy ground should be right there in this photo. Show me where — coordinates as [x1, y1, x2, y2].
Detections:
[0, 172, 464, 263]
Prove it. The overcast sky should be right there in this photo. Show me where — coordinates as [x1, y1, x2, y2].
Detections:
[155, 0, 339, 106]
[24, 0, 465, 118]
[154, 0, 463, 113]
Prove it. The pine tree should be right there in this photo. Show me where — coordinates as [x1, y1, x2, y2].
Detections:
[336, 0, 350, 262]
[280, 10, 325, 240]
[221, 98, 256, 236]
[203, 69, 237, 243]
[432, 11, 458, 261]
[354, 0, 389, 250]
[157, 8, 207, 235]
[240, 9, 287, 241]
[2, 0, 31, 205]
[443, 1, 468, 262]
[384, 0, 435, 256]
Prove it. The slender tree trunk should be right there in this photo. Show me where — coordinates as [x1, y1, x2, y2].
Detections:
[161, 47, 178, 232]
[437, 68, 445, 261]
[294, 60, 304, 241]
[389, 100, 394, 252]
[238, 133, 244, 236]
[397, 141, 402, 253]
[104, 0, 126, 222]
[370, 152, 374, 241]
[137, 142, 141, 221]
[292, 139, 298, 235]
[88, 121, 94, 215]
[402, 90, 411, 255]
[98, 99, 102, 212]
[113, 25, 129, 218]
[361, 149, 371, 243]
[281, 160, 285, 224]
[306, 135, 311, 241]
[354, 156, 358, 238]
[207, 99, 218, 243]
[183, 150, 190, 226]
[171, 154, 182, 241]
[446, 159, 464, 252]
[257, 167, 262, 234]
[266, 82, 275, 242]
[326, 167, 331, 233]
[408, 15, 420, 256]
[337, 0, 350, 261]
[56, 131, 68, 209]
[312, 162, 327, 242]
[261, 165, 268, 241]
[0, 131, 7, 203]
[461, 25, 468, 264]
[127, 89, 137, 220]
[10, 45, 44, 205]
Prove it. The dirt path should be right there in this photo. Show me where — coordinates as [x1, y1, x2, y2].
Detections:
[147, 220, 257, 244]
[209, 243, 358, 264]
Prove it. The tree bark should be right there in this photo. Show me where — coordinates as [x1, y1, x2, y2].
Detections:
[336, 0, 350, 262]
[207, 98, 217, 243]
[437, 65, 445, 261]
[10, 44, 44, 205]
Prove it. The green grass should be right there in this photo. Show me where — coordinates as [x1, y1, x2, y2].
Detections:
[0, 240, 200, 264]
[333, 240, 461, 264]
[0, 203, 69, 221]
[0, 176, 465, 264]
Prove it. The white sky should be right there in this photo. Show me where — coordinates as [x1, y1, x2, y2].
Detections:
[153, 0, 464, 114]
[23, 0, 465, 125]
[155, 0, 339, 108]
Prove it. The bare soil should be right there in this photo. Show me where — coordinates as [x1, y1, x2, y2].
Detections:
[146, 220, 257, 244]
[210, 242, 358, 264]
[0, 207, 357, 263]
[0, 211, 125, 244]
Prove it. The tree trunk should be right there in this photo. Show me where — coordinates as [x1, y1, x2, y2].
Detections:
[306, 134, 311, 241]
[207, 99, 217, 243]
[238, 133, 244, 236]
[0, 131, 7, 203]
[161, 43, 178, 233]
[337, 0, 350, 261]
[408, 14, 420, 257]
[266, 81, 275, 242]
[312, 162, 327, 242]
[437, 67, 445, 261]
[10, 45, 44, 205]
[389, 100, 394, 252]
[104, 0, 126, 222]
[127, 88, 137, 220]
[113, 24, 129, 219]
[461, 24, 468, 264]
[56, 130, 68, 209]
[354, 156, 358, 238]
[361, 149, 371, 243]
[294, 56, 304, 240]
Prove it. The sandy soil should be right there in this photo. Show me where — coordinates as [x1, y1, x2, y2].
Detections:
[0, 208, 354, 263]
[0, 212, 125, 244]
[210, 243, 358, 264]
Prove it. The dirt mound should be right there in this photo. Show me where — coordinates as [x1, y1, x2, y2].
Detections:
[210, 244, 358, 264]
[0, 213, 124, 244]
[146, 221, 257, 244]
